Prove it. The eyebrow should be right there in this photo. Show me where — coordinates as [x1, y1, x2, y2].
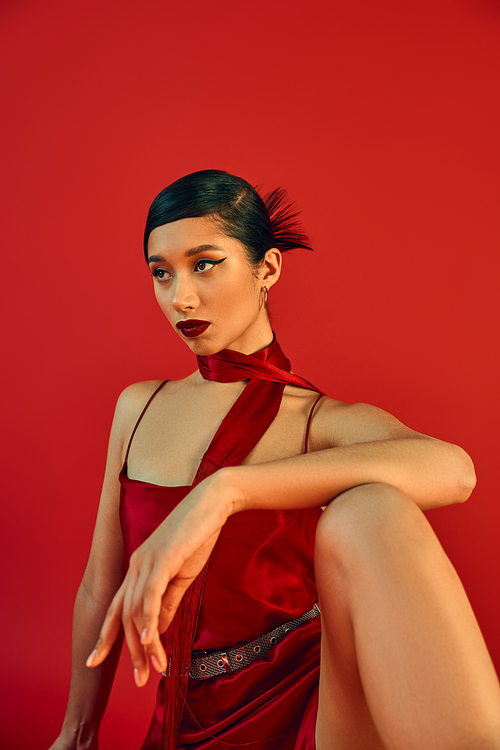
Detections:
[148, 244, 226, 264]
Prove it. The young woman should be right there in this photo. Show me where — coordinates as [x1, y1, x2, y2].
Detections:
[50, 170, 500, 750]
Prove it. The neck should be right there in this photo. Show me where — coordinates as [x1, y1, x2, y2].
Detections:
[219, 317, 274, 357]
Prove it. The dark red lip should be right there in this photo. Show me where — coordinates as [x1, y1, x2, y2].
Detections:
[176, 319, 209, 329]
[176, 319, 211, 338]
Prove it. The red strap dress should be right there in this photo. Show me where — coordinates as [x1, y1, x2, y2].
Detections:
[119, 340, 323, 749]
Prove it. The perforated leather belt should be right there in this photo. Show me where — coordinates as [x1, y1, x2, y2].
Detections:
[186, 602, 320, 681]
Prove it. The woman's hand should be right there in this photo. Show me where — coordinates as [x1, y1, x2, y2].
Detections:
[86, 471, 234, 687]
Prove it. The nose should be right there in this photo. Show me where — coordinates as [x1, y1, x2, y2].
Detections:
[171, 274, 199, 312]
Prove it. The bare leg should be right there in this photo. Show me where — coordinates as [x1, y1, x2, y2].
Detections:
[314, 483, 500, 750]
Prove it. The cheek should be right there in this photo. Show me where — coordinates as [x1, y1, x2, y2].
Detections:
[217, 280, 256, 318]
[153, 285, 172, 316]
[153, 283, 162, 307]
[225, 268, 258, 303]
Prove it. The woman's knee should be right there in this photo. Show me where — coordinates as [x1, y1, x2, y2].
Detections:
[315, 482, 432, 573]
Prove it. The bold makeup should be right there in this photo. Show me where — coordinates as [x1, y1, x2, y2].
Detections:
[176, 319, 211, 338]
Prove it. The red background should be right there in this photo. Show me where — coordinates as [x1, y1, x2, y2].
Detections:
[1, 0, 499, 747]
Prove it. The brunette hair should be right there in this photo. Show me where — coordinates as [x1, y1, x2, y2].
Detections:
[143, 169, 312, 264]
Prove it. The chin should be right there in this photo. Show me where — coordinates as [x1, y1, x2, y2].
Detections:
[175, 318, 264, 356]
[177, 332, 223, 356]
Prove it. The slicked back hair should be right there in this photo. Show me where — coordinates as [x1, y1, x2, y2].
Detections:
[144, 169, 312, 265]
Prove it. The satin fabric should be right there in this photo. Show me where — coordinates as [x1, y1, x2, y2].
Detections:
[119, 337, 322, 748]
[120, 475, 321, 750]
[197, 337, 318, 393]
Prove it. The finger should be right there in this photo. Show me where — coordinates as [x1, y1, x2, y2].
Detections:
[131, 557, 157, 644]
[146, 630, 167, 674]
[122, 569, 150, 687]
[157, 575, 194, 634]
[140, 578, 165, 646]
[86, 587, 125, 668]
[129, 567, 167, 674]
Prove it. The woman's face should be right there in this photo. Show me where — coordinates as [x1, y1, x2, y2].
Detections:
[147, 216, 281, 356]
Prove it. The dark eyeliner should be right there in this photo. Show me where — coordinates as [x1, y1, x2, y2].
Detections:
[194, 257, 227, 272]
[199, 257, 226, 265]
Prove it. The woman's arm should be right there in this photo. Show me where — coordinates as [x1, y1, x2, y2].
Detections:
[227, 399, 476, 514]
[88, 397, 476, 687]
[52, 577, 124, 750]
[49, 384, 156, 749]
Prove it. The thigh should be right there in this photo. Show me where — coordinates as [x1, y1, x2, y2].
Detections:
[314, 485, 392, 749]
[313, 482, 500, 750]
[315, 635, 387, 750]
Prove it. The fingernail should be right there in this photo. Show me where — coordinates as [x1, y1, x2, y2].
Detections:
[86, 649, 98, 667]
[151, 654, 162, 673]
[141, 627, 148, 643]
[134, 668, 143, 687]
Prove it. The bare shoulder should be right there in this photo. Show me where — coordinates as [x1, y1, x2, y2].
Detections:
[309, 396, 426, 450]
[95, 380, 169, 514]
[116, 379, 165, 413]
[114, 380, 166, 437]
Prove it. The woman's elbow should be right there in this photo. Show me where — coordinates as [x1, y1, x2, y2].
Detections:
[452, 445, 477, 503]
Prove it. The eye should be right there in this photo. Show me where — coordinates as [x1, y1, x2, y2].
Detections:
[152, 268, 172, 281]
[194, 259, 215, 273]
[194, 257, 226, 273]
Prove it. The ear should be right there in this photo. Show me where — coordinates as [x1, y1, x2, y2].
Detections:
[260, 248, 282, 290]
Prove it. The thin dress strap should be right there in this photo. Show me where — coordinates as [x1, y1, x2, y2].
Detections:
[122, 380, 169, 470]
[304, 393, 323, 454]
